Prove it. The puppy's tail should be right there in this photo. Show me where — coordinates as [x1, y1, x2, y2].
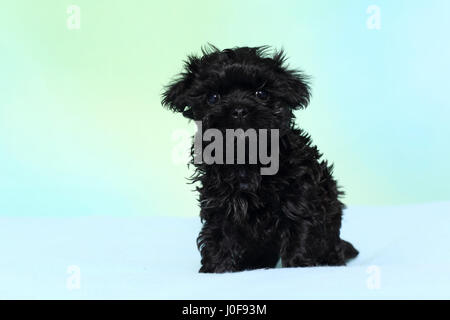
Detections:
[340, 239, 359, 261]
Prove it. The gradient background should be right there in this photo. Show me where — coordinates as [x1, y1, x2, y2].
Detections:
[1, 0, 449, 217]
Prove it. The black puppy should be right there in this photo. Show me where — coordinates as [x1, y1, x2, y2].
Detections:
[162, 45, 358, 273]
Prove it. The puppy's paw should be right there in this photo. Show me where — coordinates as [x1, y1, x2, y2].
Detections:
[199, 263, 238, 273]
[282, 255, 319, 268]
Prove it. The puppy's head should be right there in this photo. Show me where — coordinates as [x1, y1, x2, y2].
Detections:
[162, 45, 310, 132]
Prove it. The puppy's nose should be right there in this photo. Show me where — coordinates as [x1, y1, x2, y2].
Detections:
[231, 107, 249, 119]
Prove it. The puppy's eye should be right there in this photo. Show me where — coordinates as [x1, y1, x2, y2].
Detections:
[255, 90, 268, 100]
[207, 93, 220, 105]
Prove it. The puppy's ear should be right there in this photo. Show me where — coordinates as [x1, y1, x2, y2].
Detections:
[273, 50, 311, 110]
[161, 56, 199, 119]
[283, 70, 311, 110]
[161, 76, 194, 119]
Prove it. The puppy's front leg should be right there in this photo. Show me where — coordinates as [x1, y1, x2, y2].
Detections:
[280, 220, 325, 268]
[197, 222, 245, 273]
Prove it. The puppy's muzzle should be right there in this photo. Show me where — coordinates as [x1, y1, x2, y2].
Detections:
[231, 107, 249, 120]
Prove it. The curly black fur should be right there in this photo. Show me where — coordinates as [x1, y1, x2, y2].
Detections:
[162, 45, 358, 273]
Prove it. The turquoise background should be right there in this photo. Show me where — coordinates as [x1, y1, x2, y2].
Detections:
[1, 0, 449, 216]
